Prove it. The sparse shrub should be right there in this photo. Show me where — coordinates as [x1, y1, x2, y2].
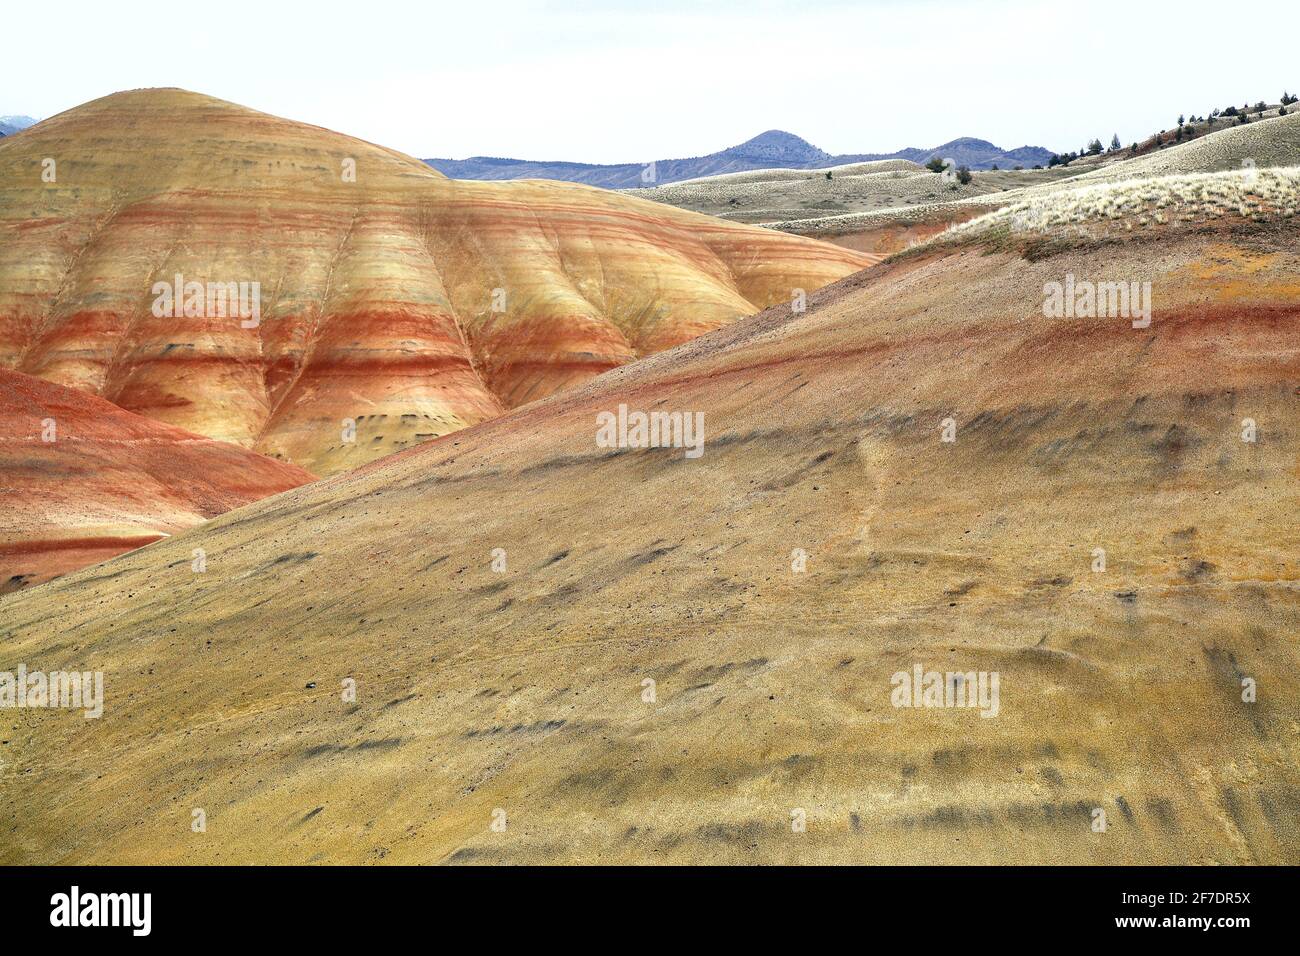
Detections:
[956, 166, 972, 185]
[925, 156, 947, 174]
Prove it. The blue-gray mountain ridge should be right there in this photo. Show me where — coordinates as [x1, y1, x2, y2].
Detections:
[425, 130, 1053, 188]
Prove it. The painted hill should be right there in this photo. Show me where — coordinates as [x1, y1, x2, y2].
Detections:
[0, 90, 869, 476]
[426, 131, 1052, 188]
[2, 166, 1295, 864]
[0, 369, 313, 592]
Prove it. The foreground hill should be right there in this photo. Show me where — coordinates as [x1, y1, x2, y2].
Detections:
[2, 168, 1295, 864]
[0, 370, 312, 592]
[427, 130, 1052, 188]
[0, 90, 868, 476]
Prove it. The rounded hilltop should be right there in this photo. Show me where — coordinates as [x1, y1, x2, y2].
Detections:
[0, 88, 869, 476]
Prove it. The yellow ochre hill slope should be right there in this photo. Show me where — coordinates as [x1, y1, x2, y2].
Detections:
[2, 167, 1296, 864]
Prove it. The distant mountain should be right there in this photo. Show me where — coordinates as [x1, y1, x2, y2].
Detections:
[426, 130, 830, 189]
[722, 129, 832, 165]
[425, 130, 1053, 188]
[851, 137, 1054, 171]
[0, 115, 37, 136]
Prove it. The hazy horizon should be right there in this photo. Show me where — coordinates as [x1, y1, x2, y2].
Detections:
[3, 0, 1296, 162]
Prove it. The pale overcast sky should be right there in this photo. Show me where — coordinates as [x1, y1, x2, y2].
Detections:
[3, 0, 1295, 161]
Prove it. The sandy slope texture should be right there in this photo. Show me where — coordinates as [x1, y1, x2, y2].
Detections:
[1, 173, 1296, 863]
